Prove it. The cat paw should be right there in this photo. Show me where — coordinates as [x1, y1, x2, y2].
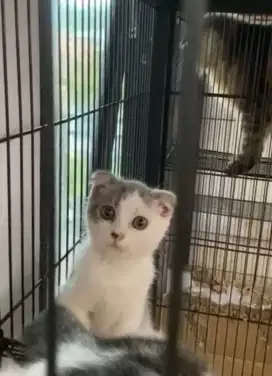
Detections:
[225, 156, 256, 177]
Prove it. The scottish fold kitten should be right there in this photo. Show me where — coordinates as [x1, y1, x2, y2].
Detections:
[58, 170, 176, 337]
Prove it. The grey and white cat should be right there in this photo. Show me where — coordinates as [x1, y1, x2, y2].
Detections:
[199, 13, 272, 176]
[58, 170, 176, 337]
[1, 310, 210, 376]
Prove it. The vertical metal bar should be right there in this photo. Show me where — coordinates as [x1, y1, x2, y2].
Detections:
[72, 0, 78, 263]
[111, 0, 122, 175]
[144, 10, 174, 187]
[92, 0, 126, 171]
[139, 7, 154, 177]
[91, 0, 97, 171]
[157, 15, 176, 190]
[97, 0, 104, 164]
[0, 0, 14, 337]
[143, 8, 176, 322]
[65, 0, 71, 278]
[79, 0, 85, 233]
[57, 0, 63, 289]
[120, 1, 136, 178]
[122, 1, 153, 180]
[39, 0, 55, 313]
[14, 0, 25, 330]
[38, 1, 56, 376]
[165, 0, 205, 375]
[157, 13, 182, 330]
[27, 0, 36, 319]
[133, 4, 147, 177]
[85, 0, 91, 194]
[103, 0, 111, 166]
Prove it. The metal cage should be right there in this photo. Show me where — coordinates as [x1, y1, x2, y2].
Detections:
[1, 0, 272, 376]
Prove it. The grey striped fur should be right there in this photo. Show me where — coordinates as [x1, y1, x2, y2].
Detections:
[199, 14, 272, 176]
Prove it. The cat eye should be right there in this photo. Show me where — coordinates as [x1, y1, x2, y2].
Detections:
[132, 216, 148, 230]
[100, 205, 115, 220]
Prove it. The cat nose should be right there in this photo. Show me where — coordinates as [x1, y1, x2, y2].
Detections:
[111, 231, 125, 241]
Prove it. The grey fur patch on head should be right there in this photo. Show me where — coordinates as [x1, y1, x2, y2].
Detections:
[87, 170, 176, 223]
[151, 188, 177, 209]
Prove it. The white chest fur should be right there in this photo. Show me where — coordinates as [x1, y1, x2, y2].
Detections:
[58, 248, 155, 337]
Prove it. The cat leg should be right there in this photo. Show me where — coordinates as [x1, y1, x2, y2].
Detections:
[225, 118, 266, 176]
[226, 84, 272, 176]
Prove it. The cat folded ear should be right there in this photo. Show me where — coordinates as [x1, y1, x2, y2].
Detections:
[90, 170, 118, 187]
[151, 189, 177, 218]
[89, 170, 119, 199]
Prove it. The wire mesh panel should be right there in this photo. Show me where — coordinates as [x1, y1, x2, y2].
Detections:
[0, 0, 158, 357]
[4, 0, 272, 375]
[155, 6, 272, 376]
[0, 0, 40, 339]
[52, 0, 156, 298]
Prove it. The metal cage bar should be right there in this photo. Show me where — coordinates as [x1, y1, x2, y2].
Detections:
[38, 0, 56, 375]
[165, 0, 205, 375]
[39, 0, 55, 315]
[4, 0, 272, 375]
[144, 8, 176, 188]
[143, 7, 177, 323]
[92, 0, 127, 171]
[121, 1, 154, 180]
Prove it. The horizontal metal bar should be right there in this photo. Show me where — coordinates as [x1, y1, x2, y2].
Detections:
[168, 231, 272, 252]
[177, 0, 272, 15]
[0, 92, 152, 145]
[194, 194, 272, 221]
[190, 240, 271, 256]
[169, 90, 248, 100]
[155, 304, 272, 326]
[0, 126, 42, 145]
[166, 147, 272, 179]
[207, 0, 272, 15]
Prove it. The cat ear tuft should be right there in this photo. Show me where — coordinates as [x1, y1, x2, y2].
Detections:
[90, 170, 118, 187]
[152, 189, 177, 218]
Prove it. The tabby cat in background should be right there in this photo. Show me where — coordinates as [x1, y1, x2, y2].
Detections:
[199, 13, 272, 176]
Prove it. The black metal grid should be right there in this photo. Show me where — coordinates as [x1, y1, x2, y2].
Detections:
[0, 0, 157, 338]
[2, 0, 272, 376]
[0, 0, 41, 338]
[0, 0, 178, 362]
[154, 5, 272, 376]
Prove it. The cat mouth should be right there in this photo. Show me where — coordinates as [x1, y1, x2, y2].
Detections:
[110, 240, 119, 247]
[110, 240, 122, 250]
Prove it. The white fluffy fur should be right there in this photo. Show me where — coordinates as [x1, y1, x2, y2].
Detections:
[58, 171, 176, 338]
[0, 346, 212, 376]
[0, 342, 123, 376]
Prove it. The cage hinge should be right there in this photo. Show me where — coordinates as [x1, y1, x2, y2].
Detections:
[0, 329, 27, 364]
[141, 0, 179, 12]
